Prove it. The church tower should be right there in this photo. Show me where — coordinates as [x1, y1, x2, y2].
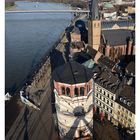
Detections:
[88, 0, 101, 51]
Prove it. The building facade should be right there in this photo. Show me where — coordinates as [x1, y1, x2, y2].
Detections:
[93, 68, 135, 131]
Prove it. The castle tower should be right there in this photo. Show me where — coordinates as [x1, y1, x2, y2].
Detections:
[88, 0, 101, 51]
[53, 61, 94, 140]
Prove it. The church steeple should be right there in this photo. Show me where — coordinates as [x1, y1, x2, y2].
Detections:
[89, 0, 99, 20]
[88, 0, 101, 51]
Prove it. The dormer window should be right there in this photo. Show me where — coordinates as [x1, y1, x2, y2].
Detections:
[120, 97, 123, 102]
[123, 98, 127, 104]
[127, 101, 133, 107]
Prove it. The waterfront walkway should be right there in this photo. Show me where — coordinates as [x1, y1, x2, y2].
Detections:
[6, 82, 59, 140]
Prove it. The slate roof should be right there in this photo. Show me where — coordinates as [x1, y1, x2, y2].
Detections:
[71, 27, 80, 34]
[102, 29, 134, 46]
[53, 61, 93, 84]
[73, 51, 92, 64]
[126, 61, 135, 75]
[70, 41, 85, 49]
[86, 46, 98, 60]
[116, 85, 135, 113]
[94, 69, 120, 93]
[98, 55, 116, 69]
[101, 20, 135, 29]
[89, 0, 99, 20]
[84, 20, 134, 30]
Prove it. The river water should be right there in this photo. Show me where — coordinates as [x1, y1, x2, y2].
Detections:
[5, 1, 73, 93]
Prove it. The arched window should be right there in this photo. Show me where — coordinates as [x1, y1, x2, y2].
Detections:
[66, 87, 70, 97]
[74, 87, 79, 97]
[61, 87, 65, 95]
[80, 87, 85, 96]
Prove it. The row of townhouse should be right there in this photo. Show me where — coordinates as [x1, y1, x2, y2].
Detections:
[93, 68, 135, 131]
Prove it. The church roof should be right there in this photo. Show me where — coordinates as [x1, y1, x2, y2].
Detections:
[101, 20, 135, 29]
[102, 29, 134, 46]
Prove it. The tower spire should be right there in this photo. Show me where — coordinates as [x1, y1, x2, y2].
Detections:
[89, 0, 99, 20]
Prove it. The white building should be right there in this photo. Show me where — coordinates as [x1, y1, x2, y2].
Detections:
[53, 61, 94, 139]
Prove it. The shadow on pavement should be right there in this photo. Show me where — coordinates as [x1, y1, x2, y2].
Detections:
[23, 107, 29, 140]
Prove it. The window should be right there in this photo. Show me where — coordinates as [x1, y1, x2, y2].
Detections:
[111, 96, 114, 100]
[125, 116, 127, 120]
[61, 87, 65, 95]
[104, 91, 106, 95]
[128, 124, 130, 128]
[74, 87, 79, 97]
[103, 98, 105, 102]
[129, 113, 132, 117]
[107, 100, 109, 104]
[128, 119, 131, 122]
[100, 89, 102, 93]
[126, 110, 128, 114]
[118, 105, 121, 109]
[122, 107, 124, 112]
[107, 94, 109, 98]
[66, 87, 70, 97]
[118, 111, 120, 115]
[110, 110, 112, 114]
[96, 86, 98, 91]
[111, 103, 113, 107]
[80, 87, 85, 96]
[103, 104, 105, 108]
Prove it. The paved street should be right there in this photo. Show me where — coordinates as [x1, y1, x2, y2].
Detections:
[6, 83, 59, 140]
